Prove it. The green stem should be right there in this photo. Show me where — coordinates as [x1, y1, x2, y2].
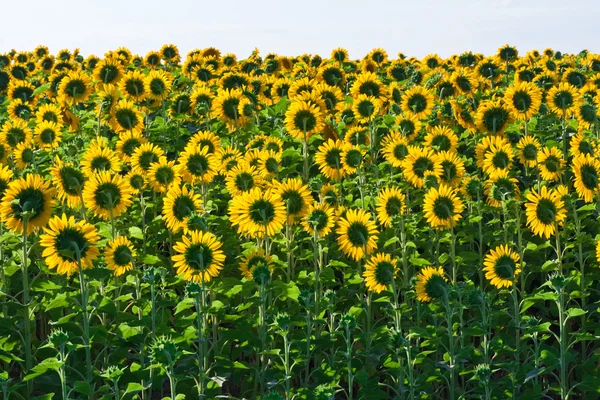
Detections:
[21, 220, 33, 397]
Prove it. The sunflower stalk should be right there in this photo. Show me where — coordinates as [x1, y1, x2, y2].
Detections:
[442, 292, 456, 400]
[21, 219, 33, 397]
[75, 245, 94, 397]
[195, 287, 208, 397]
[258, 278, 268, 396]
[511, 283, 521, 388]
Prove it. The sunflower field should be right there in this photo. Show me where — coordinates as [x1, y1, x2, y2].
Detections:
[0, 44, 600, 400]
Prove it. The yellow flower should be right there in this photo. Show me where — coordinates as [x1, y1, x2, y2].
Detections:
[172, 230, 225, 283]
[422, 184, 464, 229]
[483, 245, 521, 289]
[362, 253, 398, 294]
[415, 266, 448, 303]
[524, 186, 567, 239]
[40, 214, 100, 275]
[336, 208, 379, 261]
[105, 236, 136, 276]
[0, 174, 55, 235]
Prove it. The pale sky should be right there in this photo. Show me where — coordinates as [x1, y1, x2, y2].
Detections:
[2, 0, 599, 60]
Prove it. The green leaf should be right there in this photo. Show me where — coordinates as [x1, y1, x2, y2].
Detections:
[129, 227, 144, 240]
[141, 255, 160, 265]
[24, 357, 63, 381]
[45, 293, 69, 311]
[566, 308, 586, 318]
[123, 382, 146, 396]
[32, 83, 51, 96]
[73, 381, 91, 396]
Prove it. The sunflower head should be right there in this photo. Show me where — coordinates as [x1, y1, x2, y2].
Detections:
[172, 230, 225, 283]
[483, 245, 521, 289]
[0, 174, 55, 235]
[415, 266, 448, 303]
[39, 214, 100, 275]
[363, 253, 398, 294]
[106, 236, 136, 276]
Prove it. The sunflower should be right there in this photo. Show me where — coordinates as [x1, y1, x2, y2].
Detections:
[401, 86, 435, 120]
[415, 266, 448, 303]
[572, 154, 600, 203]
[162, 184, 203, 233]
[575, 102, 599, 131]
[451, 68, 476, 94]
[50, 157, 87, 209]
[1, 119, 31, 148]
[169, 92, 193, 118]
[376, 187, 406, 228]
[131, 143, 165, 172]
[302, 202, 336, 237]
[105, 236, 136, 276]
[176, 145, 218, 185]
[315, 139, 347, 180]
[35, 103, 63, 126]
[148, 157, 179, 193]
[284, 100, 325, 140]
[125, 168, 146, 195]
[144, 70, 173, 102]
[111, 100, 144, 135]
[475, 135, 509, 169]
[320, 183, 339, 207]
[0, 174, 55, 235]
[33, 121, 61, 149]
[93, 57, 123, 89]
[189, 130, 222, 155]
[217, 145, 243, 173]
[423, 184, 464, 229]
[8, 99, 33, 121]
[57, 70, 92, 106]
[352, 94, 381, 124]
[570, 132, 598, 158]
[350, 71, 387, 99]
[212, 88, 247, 129]
[423, 125, 459, 153]
[537, 147, 565, 182]
[483, 245, 521, 289]
[504, 81, 542, 120]
[258, 150, 281, 179]
[13, 141, 36, 170]
[336, 208, 379, 261]
[39, 214, 100, 275]
[314, 83, 344, 113]
[82, 171, 133, 220]
[273, 177, 313, 223]
[435, 151, 466, 187]
[382, 133, 410, 168]
[228, 187, 286, 238]
[190, 85, 214, 115]
[225, 161, 262, 196]
[172, 230, 225, 283]
[482, 142, 514, 175]
[525, 186, 567, 239]
[330, 48, 349, 64]
[341, 146, 365, 175]
[344, 126, 370, 147]
[516, 136, 541, 168]
[239, 249, 275, 281]
[118, 70, 147, 102]
[115, 131, 147, 162]
[401, 146, 442, 189]
[395, 114, 422, 141]
[317, 64, 345, 88]
[0, 165, 13, 197]
[475, 100, 513, 135]
[484, 170, 520, 207]
[547, 82, 580, 116]
[80, 144, 120, 176]
[8, 80, 36, 105]
[363, 253, 399, 294]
